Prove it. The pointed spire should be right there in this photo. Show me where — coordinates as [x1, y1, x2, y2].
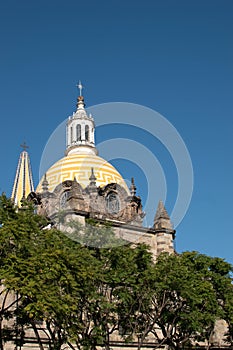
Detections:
[71, 176, 80, 191]
[41, 173, 49, 192]
[89, 167, 97, 186]
[11, 145, 34, 206]
[154, 200, 170, 221]
[89, 168, 97, 190]
[130, 177, 136, 196]
[87, 168, 98, 194]
[153, 200, 175, 254]
[153, 200, 173, 230]
[71, 176, 83, 198]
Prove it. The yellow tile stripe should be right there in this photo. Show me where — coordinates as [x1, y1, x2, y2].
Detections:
[37, 154, 129, 194]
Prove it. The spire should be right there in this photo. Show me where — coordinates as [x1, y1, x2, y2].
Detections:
[41, 173, 49, 192]
[71, 176, 84, 198]
[89, 167, 97, 187]
[87, 168, 98, 193]
[153, 200, 173, 230]
[130, 177, 136, 196]
[11, 144, 34, 206]
[66, 82, 97, 156]
[153, 200, 175, 255]
[154, 200, 170, 221]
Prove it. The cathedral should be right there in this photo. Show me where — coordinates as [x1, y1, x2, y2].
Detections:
[12, 88, 175, 258]
[7, 87, 178, 349]
[7, 87, 229, 349]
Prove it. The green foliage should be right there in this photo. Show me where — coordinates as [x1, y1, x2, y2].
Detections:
[64, 218, 127, 249]
[148, 252, 233, 349]
[0, 194, 233, 350]
[62, 219, 153, 349]
[0, 195, 97, 349]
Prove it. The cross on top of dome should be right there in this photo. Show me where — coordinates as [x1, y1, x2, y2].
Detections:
[77, 80, 83, 96]
[20, 141, 29, 152]
[76, 81, 86, 110]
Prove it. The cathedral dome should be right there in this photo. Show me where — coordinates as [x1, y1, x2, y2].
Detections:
[36, 153, 130, 194]
[37, 86, 129, 195]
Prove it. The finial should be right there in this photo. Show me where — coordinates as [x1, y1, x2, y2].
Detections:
[153, 200, 173, 231]
[77, 80, 83, 96]
[89, 167, 97, 185]
[76, 81, 85, 109]
[71, 176, 79, 191]
[130, 177, 136, 196]
[87, 167, 98, 194]
[42, 173, 49, 192]
[20, 142, 29, 152]
[154, 200, 170, 221]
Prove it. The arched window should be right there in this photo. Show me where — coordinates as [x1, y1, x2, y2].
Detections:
[60, 191, 70, 208]
[106, 192, 120, 214]
[85, 125, 89, 141]
[70, 126, 73, 144]
[76, 124, 81, 141]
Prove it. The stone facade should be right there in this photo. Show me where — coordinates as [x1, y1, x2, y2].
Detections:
[30, 173, 175, 259]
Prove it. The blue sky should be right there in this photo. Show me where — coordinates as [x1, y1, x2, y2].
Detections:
[0, 0, 232, 264]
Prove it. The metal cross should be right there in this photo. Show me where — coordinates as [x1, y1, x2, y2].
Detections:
[77, 80, 83, 96]
[20, 142, 29, 151]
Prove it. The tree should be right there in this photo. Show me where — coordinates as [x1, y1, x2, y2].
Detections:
[0, 195, 98, 350]
[1, 194, 232, 350]
[208, 257, 233, 348]
[0, 194, 26, 350]
[63, 219, 153, 350]
[0, 196, 153, 350]
[136, 252, 233, 350]
[224, 284, 233, 348]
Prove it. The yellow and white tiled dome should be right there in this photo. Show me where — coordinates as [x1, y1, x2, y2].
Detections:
[37, 153, 130, 194]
